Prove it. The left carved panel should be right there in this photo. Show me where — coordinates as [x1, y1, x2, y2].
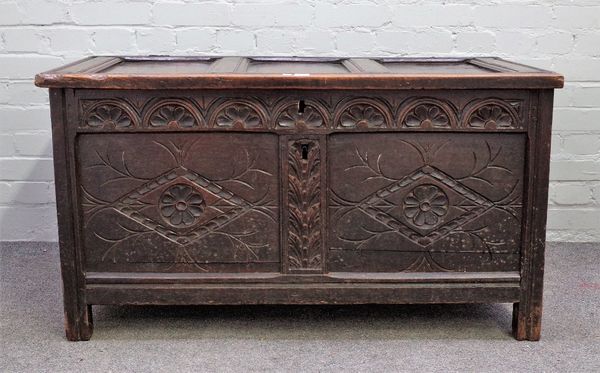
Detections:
[77, 133, 280, 272]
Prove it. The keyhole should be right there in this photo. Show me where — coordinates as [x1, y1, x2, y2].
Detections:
[301, 143, 309, 160]
[297, 100, 306, 114]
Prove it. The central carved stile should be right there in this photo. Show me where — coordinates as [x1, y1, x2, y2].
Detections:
[287, 139, 323, 272]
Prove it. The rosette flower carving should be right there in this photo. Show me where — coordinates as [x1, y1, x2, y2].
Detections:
[403, 185, 449, 228]
[468, 105, 513, 129]
[277, 105, 324, 128]
[215, 103, 262, 128]
[404, 104, 450, 128]
[159, 184, 206, 227]
[339, 104, 386, 128]
[86, 104, 132, 128]
[149, 105, 197, 128]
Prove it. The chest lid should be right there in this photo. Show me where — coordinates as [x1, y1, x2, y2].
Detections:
[35, 56, 563, 90]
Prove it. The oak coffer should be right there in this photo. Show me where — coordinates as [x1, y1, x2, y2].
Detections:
[35, 56, 563, 341]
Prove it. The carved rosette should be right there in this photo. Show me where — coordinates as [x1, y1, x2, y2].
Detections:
[82, 100, 138, 128]
[335, 99, 392, 129]
[159, 184, 206, 227]
[210, 100, 267, 129]
[144, 100, 202, 128]
[275, 101, 327, 129]
[287, 140, 323, 272]
[463, 99, 520, 129]
[398, 99, 457, 128]
[403, 184, 449, 228]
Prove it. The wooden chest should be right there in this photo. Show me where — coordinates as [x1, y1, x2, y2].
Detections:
[36, 56, 563, 341]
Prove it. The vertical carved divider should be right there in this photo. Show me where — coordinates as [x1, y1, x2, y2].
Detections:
[282, 136, 326, 273]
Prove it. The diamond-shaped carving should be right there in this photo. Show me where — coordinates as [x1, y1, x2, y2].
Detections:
[112, 167, 252, 246]
[356, 165, 494, 247]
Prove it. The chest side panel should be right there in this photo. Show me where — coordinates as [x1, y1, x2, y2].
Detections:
[328, 132, 525, 272]
[77, 132, 280, 272]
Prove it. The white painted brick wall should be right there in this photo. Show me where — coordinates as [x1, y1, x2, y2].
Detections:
[0, 0, 599, 242]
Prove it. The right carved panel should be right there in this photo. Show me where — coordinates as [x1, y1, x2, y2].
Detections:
[328, 133, 525, 272]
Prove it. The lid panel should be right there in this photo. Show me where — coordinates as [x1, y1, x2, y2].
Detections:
[246, 60, 349, 74]
[381, 61, 494, 74]
[104, 60, 216, 74]
[34, 56, 564, 90]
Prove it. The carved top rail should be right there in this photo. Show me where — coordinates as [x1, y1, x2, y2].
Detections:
[77, 94, 528, 132]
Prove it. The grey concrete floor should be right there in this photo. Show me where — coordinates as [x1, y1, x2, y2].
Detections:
[1, 242, 599, 372]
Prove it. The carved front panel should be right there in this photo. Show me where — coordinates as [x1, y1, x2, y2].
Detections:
[328, 133, 525, 272]
[77, 133, 279, 272]
[74, 90, 532, 276]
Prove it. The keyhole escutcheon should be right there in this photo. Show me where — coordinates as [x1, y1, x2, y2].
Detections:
[301, 143, 309, 160]
[297, 99, 306, 114]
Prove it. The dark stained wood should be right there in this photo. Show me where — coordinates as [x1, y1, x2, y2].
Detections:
[77, 133, 280, 273]
[513, 90, 555, 341]
[85, 283, 520, 306]
[281, 135, 327, 273]
[49, 88, 93, 341]
[328, 132, 525, 273]
[38, 56, 561, 341]
[71, 88, 534, 133]
[35, 56, 564, 90]
[85, 271, 520, 284]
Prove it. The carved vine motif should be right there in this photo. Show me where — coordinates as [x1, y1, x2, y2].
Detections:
[159, 184, 206, 227]
[465, 101, 518, 129]
[88, 150, 153, 187]
[331, 140, 521, 265]
[403, 184, 449, 228]
[81, 186, 116, 227]
[400, 101, 456, 128]
[214, 102, 264, 128]
[276, 103, 325, 128]
[148, 104, 198, 128]
[287, 140, 322, 271]
[85, 103, 135, 128]
[337, 102, 389, 128]
[404, 253, 452, 272]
